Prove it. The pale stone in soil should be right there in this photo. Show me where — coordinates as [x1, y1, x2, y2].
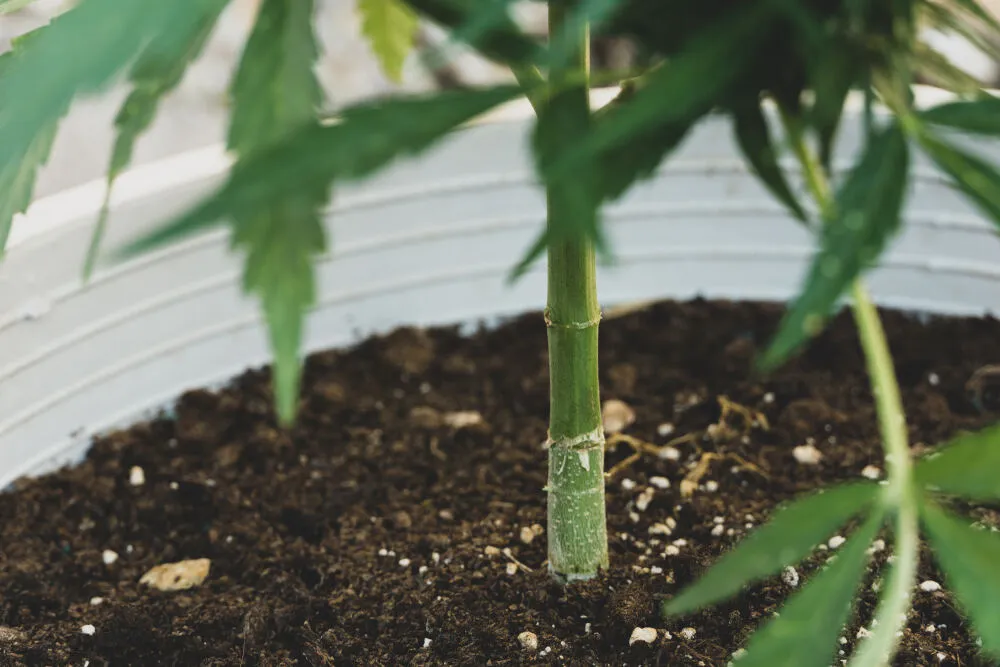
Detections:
[139, 558, 211, 591]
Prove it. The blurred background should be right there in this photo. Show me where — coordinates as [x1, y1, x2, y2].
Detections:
[2, 0, 1000, 200]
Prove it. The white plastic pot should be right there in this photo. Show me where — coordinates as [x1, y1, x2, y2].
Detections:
[1, 86, 998, 490]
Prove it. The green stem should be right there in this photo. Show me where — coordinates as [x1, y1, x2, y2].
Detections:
[784, 111, 917, 667]
[545, 0, 608, 581]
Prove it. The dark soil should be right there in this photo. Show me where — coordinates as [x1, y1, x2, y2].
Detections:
[1, 299, 999, 666]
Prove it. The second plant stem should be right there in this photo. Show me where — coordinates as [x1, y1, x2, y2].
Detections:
[789, 119, 918, 667]
[544, 0, 608, 581]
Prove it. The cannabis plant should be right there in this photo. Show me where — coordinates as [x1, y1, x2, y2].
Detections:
[5, 0, 1000, 663]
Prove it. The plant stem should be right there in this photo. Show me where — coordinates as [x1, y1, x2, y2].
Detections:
[785, 113, 918, 667]
[545, 0, 608, 581]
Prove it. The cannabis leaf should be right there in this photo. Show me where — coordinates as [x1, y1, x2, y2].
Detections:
[359, 0, 419, 83]
[85, 0, 229, 277]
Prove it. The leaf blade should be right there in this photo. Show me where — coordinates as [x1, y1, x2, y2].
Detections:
[758, 124, 910, 372]
[921, 500, 1000, 658]
[735, 510, 884, 667]
[914, 424, 1000, 501]
[919, 96, 1000, 136]
[358, 0, 419, 83]
[664, 482, 879, 615]
[919, 132, 1000, 224]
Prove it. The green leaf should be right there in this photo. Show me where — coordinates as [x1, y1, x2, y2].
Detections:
[85, 0, 228, 277]
[919, 132, 1000, 223]
[731, 102, 807, 223]
[0, 0, 213, 175]
[545, 2, 773, 188]
[921, 500, 1000, 658]
[664, 482, 880, 615]
[358, 0, 419, 83]
[0, 27, 62, 256]
[915, 424, 1000, 501]
[735, 510, 884, 667]
[221, 0, 325, 425]
[919, 96, 1000, 136]
[912, 40, 988, 96]
[513, 84, 603, 279]
[808, 48, 857, 170]
[402, 0, 539, 66]
[758, 124, 910, 372]
[115, 85, 520, 256]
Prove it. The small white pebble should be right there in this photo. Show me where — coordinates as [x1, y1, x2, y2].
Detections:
[928, 372, 940, 386]
[920, 580, 941, 592]
[664, 545, 680, 556]
[432, 552, 440, 564]
[869, 539, 886, 553]
[636, 487, 655, 512]
[658, 446, 681, 461]
[169, 481, 179, 490]
[423, 638, 432, 648]
[650, 566, 663, 574]
[629, 511, 641, 523]
[711, 525, 725, 537]
[484, 545, 501, 557]
[89, 597, 104, 606]
[630, 627, 658, 646]
[650, 476, 670, 489]
[704, 480, 719, 492]
[506, 563, 518, 576]
[80, 625, 96, 636]
[713, 516, 725, 524]
[732, 648, 747, 660]
[649, 523, 673, 536]
[861, 465, 882, 480]
[128, 466, 145, 486]
[763, 392, 775, 403]
[679, 627, 697, 640]
[398, 558, 411, 567]
[102, 550, 119, 566]
[925, 624, 936, 633]
[621, 478, 637, 491]
[585, 622, 592, 634]
[518, 631, 539, 651]
[418, 565, 428, 575]
[657, 422, 675, 437]
[673, 539, 688, 547]
[857, 627, 872, 639]
[828, 535, 846, 549]
[782, 566, 800, 588]
[793, 444, 823, 465]
[937, 652, 947, 662]
[378, 548, 388, 557]
[602, 399, 636, 434]
[839, 637, 848, 645]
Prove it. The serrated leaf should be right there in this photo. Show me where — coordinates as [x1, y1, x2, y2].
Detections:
[0, 0, 212, 175]
[0, 27, 62, 256]
[920, 132, 1000, 223]
[914, 424, 1000, 500]
[85, 0, 228, 278]
[731, 102, 807, 223]
[358, 0, 419, 83]
[545, 2, 773, 188]
[664, 482, 880, 615]
[116, 85, 520, 256]
[512, 84, 603, 280]
[402, 0, 539, 66]
[758, 124, 910, 372]
[734, 510, 884, 667]
[921, 500, 1000, 658]
[590, 79, 697, 203]
[919, 96, 1000, 135]
[222, 0, 325, 425]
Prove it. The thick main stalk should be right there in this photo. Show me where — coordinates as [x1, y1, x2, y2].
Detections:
[545, 0, 608, 581]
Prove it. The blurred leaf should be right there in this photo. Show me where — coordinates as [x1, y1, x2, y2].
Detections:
[919, 132, 1000, 223]
[759, 124, 909, 372]
[545, 2, 772, 188]
[920, 1, 1000, 63]
[664, 482, 879, 615]
[0, 0, 212, 174]
[0, 26, 62, 255]
[589, 78, 697, 203]
[547, 0, 623, 71]
[402, 0, 539, 66]
[513, 84, 603, 279]
[359, 0, 419, 83]
[915, 424, 1000, 501]
[808, 49, 857, 170]
[920, 96, 1000, 136]
[223, 0, 325, 425]
[912, 40, 989, 96]
[731, 101, 807, 223]
[921, 500, 1000, 658]
[85, 0, 228, 277]
[734, 510, 884, 667]
[116, 85, 520, 256]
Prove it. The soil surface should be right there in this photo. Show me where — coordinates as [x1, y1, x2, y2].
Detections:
[1, 299, 999, 666]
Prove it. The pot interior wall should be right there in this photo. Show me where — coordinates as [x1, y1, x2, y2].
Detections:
[1, 90, 998, 490]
